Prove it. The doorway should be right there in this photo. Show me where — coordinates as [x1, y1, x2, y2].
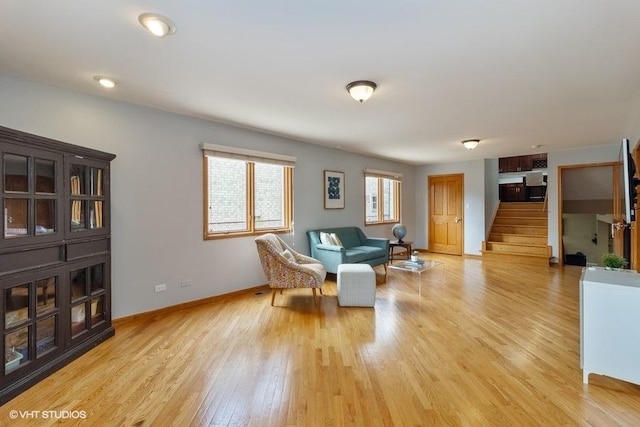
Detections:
[428, 174, 464, 255]
[558, 162, 623, 266]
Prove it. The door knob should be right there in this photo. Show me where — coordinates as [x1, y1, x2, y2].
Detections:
[455, 217, 462, 223]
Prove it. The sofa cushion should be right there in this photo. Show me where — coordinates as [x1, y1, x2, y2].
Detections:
[337, 228, 361, 248]
[319, 232, 333, 245]
[351, 245, 387, 259]
[330, 233, 343, 247]
[344, 248, 370, 263]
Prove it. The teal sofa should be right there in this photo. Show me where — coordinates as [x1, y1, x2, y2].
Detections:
[306, 227, 389, 274]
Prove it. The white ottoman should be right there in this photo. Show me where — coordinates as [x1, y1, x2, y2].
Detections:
[337, 264, 376, 307]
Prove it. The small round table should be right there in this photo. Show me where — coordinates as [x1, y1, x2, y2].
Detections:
[388, 240, 412, 264]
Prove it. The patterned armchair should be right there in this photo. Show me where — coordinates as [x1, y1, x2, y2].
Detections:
[254, 233, 326, 306]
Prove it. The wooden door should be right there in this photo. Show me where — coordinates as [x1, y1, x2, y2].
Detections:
[429, 174, 464, 255]
[612, 163, 624, 256]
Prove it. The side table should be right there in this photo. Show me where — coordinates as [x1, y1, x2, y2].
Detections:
[389, 240, 412, 264]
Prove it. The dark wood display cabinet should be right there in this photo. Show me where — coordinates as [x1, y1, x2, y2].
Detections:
[0, 126, 115, 403]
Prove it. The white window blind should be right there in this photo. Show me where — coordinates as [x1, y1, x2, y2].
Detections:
[363, 168, 402, 181]
[201, 143, 296, 167]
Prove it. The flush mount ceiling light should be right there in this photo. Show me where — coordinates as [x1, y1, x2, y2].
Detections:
[138, 13, 176, 37]
[461, 139, 480, 150]
[93, 76, 116, 88]
[346, 80, 377, 103]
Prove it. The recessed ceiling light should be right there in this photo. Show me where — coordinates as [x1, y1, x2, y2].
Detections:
[93, 76, 116, 88]
[138, 13, 176, 37]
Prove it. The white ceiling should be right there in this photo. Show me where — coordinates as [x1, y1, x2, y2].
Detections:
[2, 1, 640, 164]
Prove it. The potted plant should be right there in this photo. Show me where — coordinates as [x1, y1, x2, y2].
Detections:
[602, 253, 628, 270]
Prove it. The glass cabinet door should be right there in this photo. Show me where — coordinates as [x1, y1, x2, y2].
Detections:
[69, 164, 86, 231]
[3, 274, 60, 376]
[1, 146, 62, 246]
[4, 154, 29, 193]
[4, 153, 30, 239]
[67, 159, 108, 237]
[89, 167, 104, 229]
[69, 260, 109, 341]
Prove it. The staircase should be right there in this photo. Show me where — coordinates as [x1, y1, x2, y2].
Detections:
[482, 202, 552, 266]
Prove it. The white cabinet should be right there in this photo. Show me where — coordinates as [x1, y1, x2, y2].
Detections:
[580, 267, 640, 385]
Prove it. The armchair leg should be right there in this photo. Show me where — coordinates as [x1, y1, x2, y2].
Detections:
[312, 288, 318, 306]
[271, 289, 277, 306]
[383, 263, 387, 275]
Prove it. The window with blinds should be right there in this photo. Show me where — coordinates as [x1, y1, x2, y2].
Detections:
[201, 143, 294, 239]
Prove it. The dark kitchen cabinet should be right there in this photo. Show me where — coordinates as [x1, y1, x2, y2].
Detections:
[498, 154, 546, 173]
[499, 183, 526, 202]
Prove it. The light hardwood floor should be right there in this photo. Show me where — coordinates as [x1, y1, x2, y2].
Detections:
[2, 255, 640, 426]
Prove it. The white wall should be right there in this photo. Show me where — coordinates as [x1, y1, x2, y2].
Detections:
[484, 158, 500, 239]
[0, 75, 415, 318]
[414, 159, 486, 255]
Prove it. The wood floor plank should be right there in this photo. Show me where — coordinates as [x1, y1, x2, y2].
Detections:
[1, 255, 640, 426]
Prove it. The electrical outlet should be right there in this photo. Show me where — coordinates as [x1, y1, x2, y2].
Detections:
[155, 284, 167, 292]
[179, 280, 192, 288]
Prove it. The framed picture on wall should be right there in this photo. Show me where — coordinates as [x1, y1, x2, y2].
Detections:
[324, 170, 345, 209]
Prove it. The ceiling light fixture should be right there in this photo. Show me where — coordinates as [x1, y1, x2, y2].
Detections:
[138, 13, 176, 37]
[461, 139, 480, 150]
[346, 80, 377, 103]
[93, 76, 116, 88]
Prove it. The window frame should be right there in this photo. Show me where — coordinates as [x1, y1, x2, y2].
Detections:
[202, 154, 293, 240]
[364, 174, 401, 225]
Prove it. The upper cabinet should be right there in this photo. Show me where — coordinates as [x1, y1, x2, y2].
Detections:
[1, 138, 112, 248]
[67, 156, 110, 238]
[2, 145, 64, 248]
[498, 153, 547, 173]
